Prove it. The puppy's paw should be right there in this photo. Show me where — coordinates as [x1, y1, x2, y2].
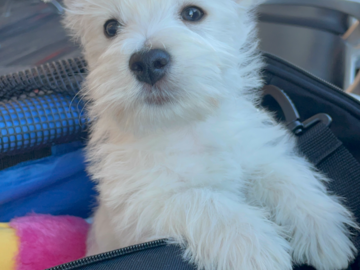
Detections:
[291, 204, 357, 270]
[242, 236, 292, 270]
[186, 222, 292, 270]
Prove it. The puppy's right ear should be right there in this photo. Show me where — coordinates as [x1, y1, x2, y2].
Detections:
[235, 0, 264, 8]
[62, 0, 80, 14]
[62, 0, 85, 41]
[62, 0, 79, 10]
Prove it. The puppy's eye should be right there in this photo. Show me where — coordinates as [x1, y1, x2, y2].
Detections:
[104, 19, 121, 38]
[181, 6, 204, 22]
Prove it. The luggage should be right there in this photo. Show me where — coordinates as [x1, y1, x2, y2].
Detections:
[1, 53, 359, 269]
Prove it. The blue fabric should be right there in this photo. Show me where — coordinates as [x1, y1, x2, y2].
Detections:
[0, 142, 97, 222]
[0, 94, 87, 155]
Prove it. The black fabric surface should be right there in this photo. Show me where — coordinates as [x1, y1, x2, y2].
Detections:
[63, 245, 196, 270]
[51, 244, 351, 270]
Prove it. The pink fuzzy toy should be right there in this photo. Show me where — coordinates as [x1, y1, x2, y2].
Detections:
[0, 214, 89, 270]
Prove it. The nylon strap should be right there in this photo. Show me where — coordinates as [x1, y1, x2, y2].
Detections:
[297, 122, 360, 250]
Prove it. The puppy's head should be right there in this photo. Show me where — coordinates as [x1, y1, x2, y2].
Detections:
[64, 0, 263, 133]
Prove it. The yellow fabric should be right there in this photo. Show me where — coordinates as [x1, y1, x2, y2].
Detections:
[0, 223, 18, 270]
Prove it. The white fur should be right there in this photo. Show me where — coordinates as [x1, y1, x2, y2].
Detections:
[63, 0, 357, 269]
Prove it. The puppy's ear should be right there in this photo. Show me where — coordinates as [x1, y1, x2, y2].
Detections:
[234, 0, 264, 8]
[62, 0, 77, 8]
[62, 0, 76, 12]
[62, 0, 85, 40]
[62, 0, 83, 15]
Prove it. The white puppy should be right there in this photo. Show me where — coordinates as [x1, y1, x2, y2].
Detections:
[63, 0, 357, 269]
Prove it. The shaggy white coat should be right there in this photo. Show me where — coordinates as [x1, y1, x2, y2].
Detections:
[63, 0, 357, 269]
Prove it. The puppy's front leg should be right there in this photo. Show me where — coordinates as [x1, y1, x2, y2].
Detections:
[247, 138, 357, 270]
[156, 189, 291, 270]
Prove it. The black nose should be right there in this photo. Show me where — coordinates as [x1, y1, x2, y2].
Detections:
[129, 49, 171, 85]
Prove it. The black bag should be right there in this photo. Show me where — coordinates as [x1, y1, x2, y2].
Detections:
[1, 53, 359, 270]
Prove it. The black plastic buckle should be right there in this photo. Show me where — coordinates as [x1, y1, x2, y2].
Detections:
[262, 85, 332, 135]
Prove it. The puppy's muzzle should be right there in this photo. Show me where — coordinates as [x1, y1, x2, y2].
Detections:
[129, 49, 171, 86]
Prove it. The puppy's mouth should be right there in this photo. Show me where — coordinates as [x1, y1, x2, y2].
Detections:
[142, 83, 173, 106]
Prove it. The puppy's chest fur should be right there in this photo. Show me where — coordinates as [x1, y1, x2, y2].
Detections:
[88, 111, 267, 203]
[95, 125, 243, 194]
[88, 98, 287, 215]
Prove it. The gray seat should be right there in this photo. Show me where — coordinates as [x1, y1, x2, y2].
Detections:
[258, 0, 360, 93]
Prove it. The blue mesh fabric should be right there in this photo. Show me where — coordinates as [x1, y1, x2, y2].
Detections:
[0, 93, 87, 157]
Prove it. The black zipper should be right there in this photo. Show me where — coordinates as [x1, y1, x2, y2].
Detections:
[47, 239, 168, 270]
[262, 52, 360, 106]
